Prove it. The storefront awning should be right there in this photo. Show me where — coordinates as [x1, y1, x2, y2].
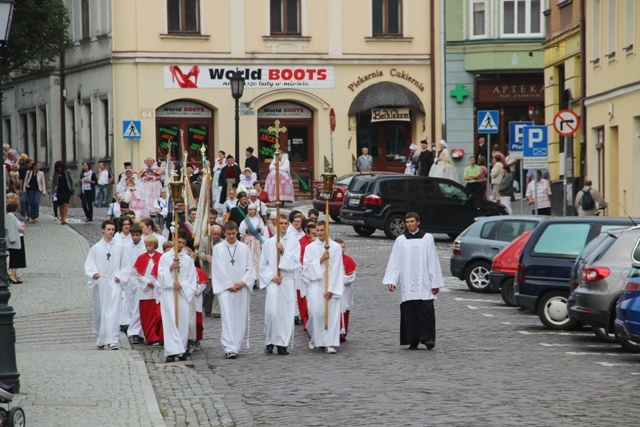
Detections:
[348, 82, 425, 116]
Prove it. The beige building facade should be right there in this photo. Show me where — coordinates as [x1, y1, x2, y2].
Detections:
[1, 1, 442, 192]
[584, 0, 640, 216]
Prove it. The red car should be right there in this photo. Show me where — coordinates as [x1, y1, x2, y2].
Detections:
[313, 172, 400, 223]
[489, 231, 533, 307]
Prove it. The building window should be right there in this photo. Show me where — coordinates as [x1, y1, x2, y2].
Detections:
[38, 107, 48, 165]
[625, 0, 635, 54]
[101, 99, 110, 159]
[471, 0, 486, 38]
[372, 0, 402, 37]
[167, 0, 200, 34]
[606, 0, 617, 60]
[270, 0, 300, 35]
[66, 104, 77, 163]
[591, 0, 601, 64]
[20, 113, 28, 156]
[501, 0, 542, 37]
[81, 0, 90, 40]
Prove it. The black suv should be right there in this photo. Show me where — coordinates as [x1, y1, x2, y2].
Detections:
[339, 175, 508, 239]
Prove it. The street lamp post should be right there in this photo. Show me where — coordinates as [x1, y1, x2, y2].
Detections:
[0, 0, 18, 393]
[228, 70, 245, 163]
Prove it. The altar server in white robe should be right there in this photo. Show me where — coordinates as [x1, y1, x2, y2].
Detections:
[260, 214, 301, 355]
[383, 212, 445, 350]
[125, 225, 148, 344]
[211, 221, 256, 359]
[85, 220, 128, 350]
[302, 220, 344, 354]
[157, 230, 198, 362]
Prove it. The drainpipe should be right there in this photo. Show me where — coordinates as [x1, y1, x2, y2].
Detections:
[59, 51, 66, 164]
[440, 0, 446, 140]
[429, 0, 436, 145]
[579, 0, 586, 184]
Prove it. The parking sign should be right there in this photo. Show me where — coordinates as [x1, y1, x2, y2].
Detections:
[522, 126, 548, 169]
[508, 121, 533, 159]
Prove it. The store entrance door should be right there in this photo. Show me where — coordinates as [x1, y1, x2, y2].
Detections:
[357, 116, 411, 173]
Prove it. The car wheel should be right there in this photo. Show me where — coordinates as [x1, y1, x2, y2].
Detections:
[330, 214, 342, 224]
[500, 278, 517, 306]
[592, 326, 616, 343]
[537, 291, 580, 330]
[353, 226, 376, 237]
[464, 261, 491, 293]
[384, 214, 406, 239]
[615, 331, 640, 353]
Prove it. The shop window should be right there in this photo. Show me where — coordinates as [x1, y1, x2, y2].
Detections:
[470, 0, 486, 38]
[372, 0, 402, 37]
[270, 0, 300, 35]
[167, 0, 200, 34]
[501, 0, 542, 37]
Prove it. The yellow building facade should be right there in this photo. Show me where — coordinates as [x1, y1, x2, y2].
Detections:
[585, 0, 640, 216]
[111, 0, 442, 182]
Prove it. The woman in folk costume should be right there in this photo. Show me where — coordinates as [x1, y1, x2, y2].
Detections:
[212, 151, 225, 210]
[239, 203, 267, 280]
[116, 168, 149, 218]
[405, 144, 420, 175]
[335, 238, 357, 343]
[265, 152, 295, 203]
[133, 236, 163, 345]
[140, 157, 163, 215]
[429, 140, 460, 183]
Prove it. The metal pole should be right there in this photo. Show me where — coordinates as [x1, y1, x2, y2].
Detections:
[563, 136, 567, 217]
[534, 172, 539, 216]
[330, 129, 334, 172]
[487, 134, 491, 200]
[0, 60, 21, 391]
[234, 97, 240, 163]
[520, 160, 524, 214]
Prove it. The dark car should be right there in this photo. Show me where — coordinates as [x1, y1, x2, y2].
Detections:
[450, 216, 540, 293]
[615, 266, 640, 348]
[339, 175, 508, 239]
[312, 172, 400, 223]
[515, 217, 637, 330]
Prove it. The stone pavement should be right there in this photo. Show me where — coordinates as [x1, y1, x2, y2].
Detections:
[9, 213, 164, 427]
[50, 203, 640, 426]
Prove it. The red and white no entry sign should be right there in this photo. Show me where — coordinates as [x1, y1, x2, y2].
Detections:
[553, 109, 580, 136]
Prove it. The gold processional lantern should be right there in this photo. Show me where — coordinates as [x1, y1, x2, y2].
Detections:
[320, 171, 337, 201]
[169, 177, 185, 204]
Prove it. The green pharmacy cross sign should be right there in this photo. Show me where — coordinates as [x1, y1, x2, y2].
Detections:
[450, 83, 470, 103]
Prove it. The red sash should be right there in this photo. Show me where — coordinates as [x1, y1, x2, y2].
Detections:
[343, 254, 357, 276]
[134, 252, 162, 278]
[196, 267, 209, 284]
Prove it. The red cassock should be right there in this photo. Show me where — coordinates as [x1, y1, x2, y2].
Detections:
[134, 252, 163, 344]
[195, 267, 209, 341]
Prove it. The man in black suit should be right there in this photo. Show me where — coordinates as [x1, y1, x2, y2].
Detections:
[475, 136, 487, 162]
[417, 140, 434, 176]
[244, 147, 260, 180]
[218, 155, 242, 204]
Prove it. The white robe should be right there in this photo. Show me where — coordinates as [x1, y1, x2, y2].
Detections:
[382, 232, 445, 303]
[157, 250, 198, 357]
[124, 240, 148, 339]
[84, 239, 128, 347]
[341, 270, 356, 312]
[260, 233, 301, 347]
[302, 238, 344, 348]
[211, 239, 256, 354]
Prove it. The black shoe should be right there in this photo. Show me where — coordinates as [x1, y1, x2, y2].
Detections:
[408, 343, 418, 350]
[423, 340, 435, 350]
[294, 316, 302, 325]
[277, 346, 289, 355]
[225, 352, 237, 359]
[178, 353, 189, 361]
[265, 344, 274, 354]
[165, 356, 176, 363]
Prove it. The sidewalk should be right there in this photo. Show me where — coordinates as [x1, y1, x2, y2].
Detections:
[9, 214, 165, 427]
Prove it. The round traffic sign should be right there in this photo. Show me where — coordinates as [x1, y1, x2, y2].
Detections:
[329, 108, 336, 132]
[553, 109, 580, 136]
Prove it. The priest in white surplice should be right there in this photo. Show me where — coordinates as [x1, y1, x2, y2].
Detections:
[211, 221, 256, 359]
[85, 220, 128, 350]
[260, 214, 301, 355]
[302, 220, 344, 354]
[383, 212, 444, 350]
[157, 230, 197, 362]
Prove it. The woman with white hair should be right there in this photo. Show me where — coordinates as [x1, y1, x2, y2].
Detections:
[239, 203, 267, 280]
[405, 144, 420, 175]
[429, 140, 459, 183]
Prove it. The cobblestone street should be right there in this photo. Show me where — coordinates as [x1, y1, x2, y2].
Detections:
[69, 206, 640, 426]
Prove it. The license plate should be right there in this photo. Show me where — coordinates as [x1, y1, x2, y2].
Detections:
[348, 197, 360, 206]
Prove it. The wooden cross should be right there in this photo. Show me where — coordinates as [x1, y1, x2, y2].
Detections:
[267, 120, 287, 151]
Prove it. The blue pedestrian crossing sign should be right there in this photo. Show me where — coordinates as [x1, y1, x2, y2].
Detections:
[522, 125, 548, 169]
[477, 110, 499, 134]
[123, 120, 141, 139]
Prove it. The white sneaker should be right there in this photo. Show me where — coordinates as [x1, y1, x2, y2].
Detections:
[325, 346, 336, 354]
[109, 343, 119, 350]
[308, 340, 316, 350]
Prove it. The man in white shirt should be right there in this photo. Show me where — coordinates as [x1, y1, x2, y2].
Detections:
[525, 170, 552, 215]
[95, 161, 113, 208]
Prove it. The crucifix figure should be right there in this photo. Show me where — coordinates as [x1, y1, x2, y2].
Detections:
[267, 120, 287, 152]
[106, 252, 111, 261]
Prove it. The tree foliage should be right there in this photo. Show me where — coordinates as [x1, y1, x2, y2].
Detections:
[3, 0, 72, 78]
